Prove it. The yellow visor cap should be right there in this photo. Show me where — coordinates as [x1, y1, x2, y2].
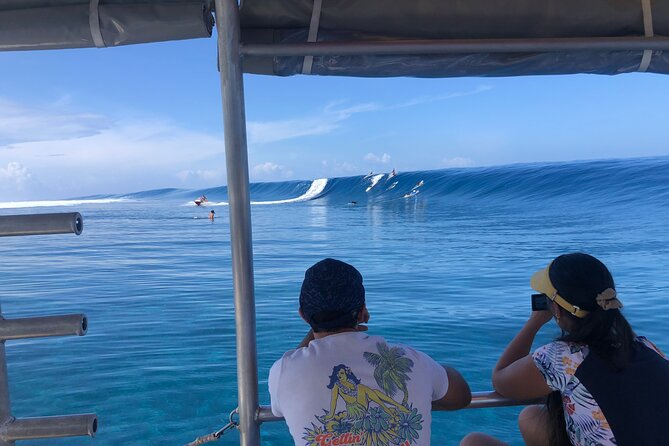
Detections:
[530, 265, 557, 296]
[530, 262, 589, 318]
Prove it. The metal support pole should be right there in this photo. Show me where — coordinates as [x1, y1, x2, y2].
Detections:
[0, 213, 83, 237]
[241, 36, 669, 57]
[0, 315, 87, 341]
[213, 0, 260, 445]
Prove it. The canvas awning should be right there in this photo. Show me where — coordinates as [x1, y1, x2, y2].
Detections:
[0, 0, 213, 51]
[0, 0, 667, 77]
[238, 0, 669, 77]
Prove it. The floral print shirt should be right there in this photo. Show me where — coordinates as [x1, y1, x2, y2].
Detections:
[532, 337, 665, 446]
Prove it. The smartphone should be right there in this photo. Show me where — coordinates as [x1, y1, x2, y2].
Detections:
[531, 293, 549, 311]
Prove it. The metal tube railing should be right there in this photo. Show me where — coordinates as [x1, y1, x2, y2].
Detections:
[0, 315, 87, 341]
[0, 304, 95, 444]
[255, 391, 543, 422]
[214, 0, 261, 445]
[0, 343, 11, 424]
[0, 213, 83, 237]
[241, 36, 669, 57]
[1, 414, 98, 441]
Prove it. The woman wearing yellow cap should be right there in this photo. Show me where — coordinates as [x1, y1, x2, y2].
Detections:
[462, 253, 669, 446]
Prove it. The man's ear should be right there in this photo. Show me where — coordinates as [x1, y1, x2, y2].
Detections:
[358, 305, 370, 324]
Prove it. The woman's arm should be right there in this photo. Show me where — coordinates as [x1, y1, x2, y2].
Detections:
[492, 311, 553, 400]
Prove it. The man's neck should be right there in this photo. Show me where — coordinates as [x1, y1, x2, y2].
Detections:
[298, 327, 358, 348]
[313, 327, 358, 340]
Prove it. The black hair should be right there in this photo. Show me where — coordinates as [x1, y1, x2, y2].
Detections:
[546, 253, 636, 446]
[299, 258, 365, 333]
[307, 309, 360, 333]
[550, 253, 635, 368]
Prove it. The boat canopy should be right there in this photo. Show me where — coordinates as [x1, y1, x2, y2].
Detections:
[1, 0, 668, 78]
[0, 0, 214, 51]
[238, 0, 669, 78]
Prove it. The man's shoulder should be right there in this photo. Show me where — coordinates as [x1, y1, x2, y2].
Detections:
[271, 333, 438, 368]
[272, 348, 300, 365]
[362, 336, 439, 364]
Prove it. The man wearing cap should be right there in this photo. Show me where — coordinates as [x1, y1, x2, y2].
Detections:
[268, 258, 471, 446]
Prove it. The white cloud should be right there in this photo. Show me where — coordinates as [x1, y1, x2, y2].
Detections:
[321, 159, 357, 175]
[442, 157, 474, 168]
[389, 85, 492, 109]
[0, 162, 32, 189]
[364, 152, 392, 164]
[246, 86, 491, 146]
[176, 168, 224, 182]
[0, 98, 110, 145]
[4, 120, 223, 168]
[252, 162, 293, 180]
[323, 101, 380, 117]
[247, 101, 380, 145]
[0, 96, 226, 199]
[248, 118, 339, 144]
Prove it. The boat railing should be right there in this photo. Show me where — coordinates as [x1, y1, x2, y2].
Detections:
[0, 213, 83, 238]
[0, 212, 96, 445]
[255, 391, 543, 422]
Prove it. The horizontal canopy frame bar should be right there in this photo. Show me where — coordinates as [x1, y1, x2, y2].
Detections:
[242, 36, 669, 57]
[255, 390, 542, 422]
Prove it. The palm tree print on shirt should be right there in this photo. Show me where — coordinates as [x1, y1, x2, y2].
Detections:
[302, 342, 423, 446]
[364, 342, 415, 406]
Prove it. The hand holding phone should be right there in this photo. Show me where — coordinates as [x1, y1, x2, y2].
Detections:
[531, 293, 549, 311]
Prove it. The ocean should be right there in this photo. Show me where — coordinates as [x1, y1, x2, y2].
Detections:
[1, 156, 668, 445]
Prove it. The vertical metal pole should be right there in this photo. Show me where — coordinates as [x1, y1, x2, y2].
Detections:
[213, 1, 260, 445]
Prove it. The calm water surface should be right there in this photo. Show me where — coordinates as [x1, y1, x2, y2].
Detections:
[1, 158, 668, 445]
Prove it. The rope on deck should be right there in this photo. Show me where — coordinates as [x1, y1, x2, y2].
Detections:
[184, 409, 238, 446]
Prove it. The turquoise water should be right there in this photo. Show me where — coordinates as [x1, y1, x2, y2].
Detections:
[1, 157, 668, 445]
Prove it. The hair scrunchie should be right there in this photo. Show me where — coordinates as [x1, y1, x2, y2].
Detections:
[595, 288, 623, 310]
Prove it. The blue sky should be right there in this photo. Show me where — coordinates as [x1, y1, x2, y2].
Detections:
[1, 34, 668, 200]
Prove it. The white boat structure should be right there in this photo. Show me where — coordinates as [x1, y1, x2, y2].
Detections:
[1, 0, 667, 444]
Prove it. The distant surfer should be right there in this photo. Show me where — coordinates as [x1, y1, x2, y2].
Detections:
[348, 201, 358, 205]
[404, 180, 424, 198]
[209, 210, 215, 221]
[390, 168, 396, 178]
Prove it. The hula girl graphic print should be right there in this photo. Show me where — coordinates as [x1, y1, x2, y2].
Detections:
[303, 342, 424, 446]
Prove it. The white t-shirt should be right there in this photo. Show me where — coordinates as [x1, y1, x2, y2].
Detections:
[269, 331, 448, 446]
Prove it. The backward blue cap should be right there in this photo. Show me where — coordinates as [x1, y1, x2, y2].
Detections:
[299, 258, 365, 330]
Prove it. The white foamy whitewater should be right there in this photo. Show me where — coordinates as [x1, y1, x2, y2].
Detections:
[365, 174, 385, 192]
[0, 198, 129, 209]
[203, 178, 329, 206]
